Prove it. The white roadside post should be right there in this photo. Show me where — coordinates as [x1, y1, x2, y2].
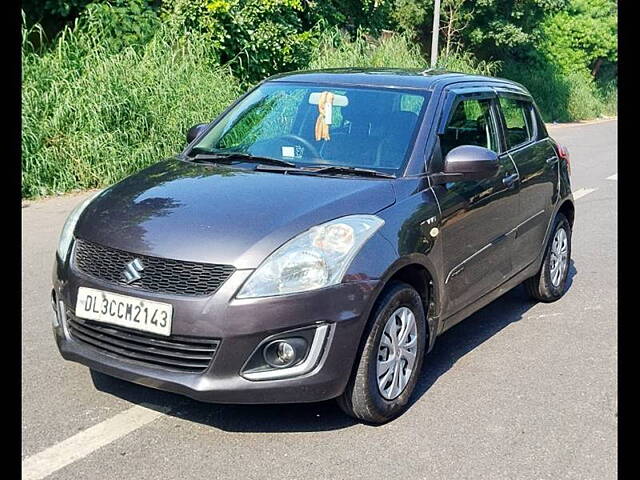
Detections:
[431, 0, 441, 67]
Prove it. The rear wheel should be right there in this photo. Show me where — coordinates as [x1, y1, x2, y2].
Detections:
[337, 281, 427, 424]
[525, 212, 572, 302]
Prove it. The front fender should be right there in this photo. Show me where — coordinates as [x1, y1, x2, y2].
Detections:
[343, 181, 447, 353]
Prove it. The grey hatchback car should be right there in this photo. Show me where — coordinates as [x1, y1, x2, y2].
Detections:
[52, 69, 574, 423]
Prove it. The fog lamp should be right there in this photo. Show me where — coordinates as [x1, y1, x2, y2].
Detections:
[242, 324, 331, 381]
[277, 342, 295, 363]
[263, 338, 308, 368]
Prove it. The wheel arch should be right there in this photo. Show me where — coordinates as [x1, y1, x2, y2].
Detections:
[558, 198, 575, 227]
[362, 255, 442, 353]
[534, 197, 575, 275]
[338, 256, 441, 400]
[544, 197, 575, 251]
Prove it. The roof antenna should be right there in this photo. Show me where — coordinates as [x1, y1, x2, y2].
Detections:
[420, 67, 438, 75]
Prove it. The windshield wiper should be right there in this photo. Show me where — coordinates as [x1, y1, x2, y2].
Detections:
[189, 153, 238, 164]
[311, 165, 395, 179]
[189, 151, 393, 178]
[189, 151, 296, 168]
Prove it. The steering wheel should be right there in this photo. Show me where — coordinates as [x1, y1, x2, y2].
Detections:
[278, 134, 322, 161]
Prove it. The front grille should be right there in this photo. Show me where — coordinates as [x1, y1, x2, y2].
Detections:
[73, 239, 235, 296]
[67, 312, 219, 373]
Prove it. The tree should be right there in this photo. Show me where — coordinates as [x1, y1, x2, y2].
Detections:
[388, 0, 569, 63]
[440, 0, 474, 57]
[537, 0, 617, 78]
[300, 0, 394, 34]
[461, 0, 569, 62]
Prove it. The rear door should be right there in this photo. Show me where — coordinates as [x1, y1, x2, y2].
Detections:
[431, 88, 520, 317]
[495, 92, 559, 272]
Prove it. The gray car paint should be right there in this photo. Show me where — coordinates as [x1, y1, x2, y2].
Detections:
[52, 69, 574, 404]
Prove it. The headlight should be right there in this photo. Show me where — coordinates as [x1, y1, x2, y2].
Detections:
[57, 190, 102, 261]
[237, 215, 384, 298]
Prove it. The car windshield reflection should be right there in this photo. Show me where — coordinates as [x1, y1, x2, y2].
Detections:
[190, 83, 430, 175]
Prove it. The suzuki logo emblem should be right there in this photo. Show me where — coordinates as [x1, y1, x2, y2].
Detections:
[123, 258, 144, 284]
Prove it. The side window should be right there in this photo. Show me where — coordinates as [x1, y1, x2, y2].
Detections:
[498, 97, 535, 149]
[440, 98, 499, 158]
[533, 106, 548, 140]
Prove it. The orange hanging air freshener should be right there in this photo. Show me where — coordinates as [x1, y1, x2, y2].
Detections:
[314, 91, 334, 141]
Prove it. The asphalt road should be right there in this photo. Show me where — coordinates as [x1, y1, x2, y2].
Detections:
[22, 119, 617, 479]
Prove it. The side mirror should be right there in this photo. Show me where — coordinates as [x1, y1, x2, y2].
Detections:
[434, 145, 499, 184]
[186, 123, 208, 144]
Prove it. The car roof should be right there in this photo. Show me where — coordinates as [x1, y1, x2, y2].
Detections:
[265, 67, 528, 94]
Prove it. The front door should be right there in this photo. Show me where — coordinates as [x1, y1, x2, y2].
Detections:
[431, 91, 520, 318]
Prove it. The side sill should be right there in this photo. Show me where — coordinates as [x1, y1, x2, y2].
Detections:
[438, 260, 539, 334]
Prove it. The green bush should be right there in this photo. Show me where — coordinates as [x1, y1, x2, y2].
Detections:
[308, 29, 427, 70]
[537, 0, 617, 77]
[301, 0, 395, 34]
[22, 21, 240, 198]
[308, 28, 499, 76]
[435, 51, 500, 77]
[500, 61, 616, 122]
[21, 4, 617, 199]
[161, 0, 316, 84]
[599, 79, 617, 117]
[79, 0, 161, 52]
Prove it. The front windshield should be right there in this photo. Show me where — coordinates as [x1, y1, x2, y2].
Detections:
[190, 83, 430, 174]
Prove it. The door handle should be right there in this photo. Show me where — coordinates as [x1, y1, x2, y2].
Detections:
[502, 173, 519, 187]
[546, 156, 559, 165]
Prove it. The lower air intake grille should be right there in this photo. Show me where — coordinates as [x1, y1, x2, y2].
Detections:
[67, 311, 219, 373]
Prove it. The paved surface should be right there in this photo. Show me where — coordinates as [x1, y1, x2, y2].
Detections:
[22, 120, 617, 479]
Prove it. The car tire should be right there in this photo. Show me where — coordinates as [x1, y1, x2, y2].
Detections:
[337, 281, 427, 424]
[524, 212, 572, 302]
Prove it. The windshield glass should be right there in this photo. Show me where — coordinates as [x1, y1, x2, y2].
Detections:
[190, 83, 430, 174]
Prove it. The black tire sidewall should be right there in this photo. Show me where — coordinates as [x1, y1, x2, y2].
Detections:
[361, 283, 427, 421]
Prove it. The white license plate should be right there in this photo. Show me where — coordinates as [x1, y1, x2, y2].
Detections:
[75, 287, 173, 336]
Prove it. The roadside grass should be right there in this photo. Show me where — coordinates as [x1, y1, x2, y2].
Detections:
[309, 29, 427, 70]
[22, 23, 616, 199]
[22, 23, 240, 198]
[500, 62, 617, 123]
[309, 29, 499, 76]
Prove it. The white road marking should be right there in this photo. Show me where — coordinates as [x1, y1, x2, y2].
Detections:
[573, 188, 597, 200]
[607, 173, 617, 181]
[527, 312, 563, 320]
[22, 404, 168, 480]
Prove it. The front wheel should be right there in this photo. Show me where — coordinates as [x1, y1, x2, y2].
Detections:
[524, 212, 572, 302]
[337, 282, 427, 424]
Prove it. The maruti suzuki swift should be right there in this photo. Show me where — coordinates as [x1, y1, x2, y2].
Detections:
[52, 69, 574, 424]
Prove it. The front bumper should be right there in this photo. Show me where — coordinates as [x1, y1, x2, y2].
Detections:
[52, 255, 379, 404]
